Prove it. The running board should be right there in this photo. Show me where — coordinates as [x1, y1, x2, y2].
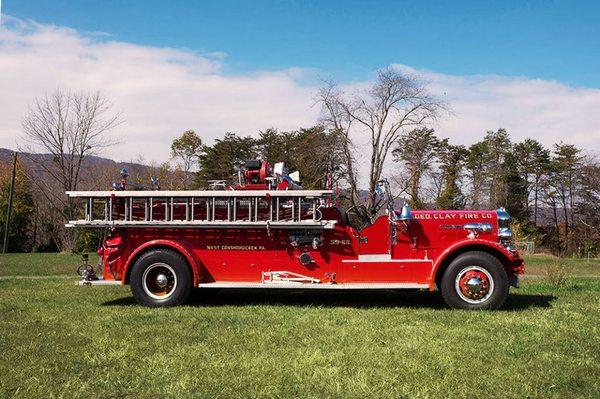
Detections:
[75, 280, 428, 289]
[197, 282, 428, 289]
[77, 279, 123, 286]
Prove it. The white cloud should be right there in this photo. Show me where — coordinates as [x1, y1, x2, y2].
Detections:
[0, 16, 598, 168]
[0, 16, 319, 162]
[392, 64, 600, 153]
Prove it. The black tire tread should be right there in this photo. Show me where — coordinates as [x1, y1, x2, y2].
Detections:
[440, 251, 509, 310]
[130, 248, 192, 307]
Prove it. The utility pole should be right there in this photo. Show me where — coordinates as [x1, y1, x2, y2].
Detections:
[3, 152, 17, 253]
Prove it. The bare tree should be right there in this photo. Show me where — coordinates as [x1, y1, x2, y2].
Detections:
[317, 67, 444, 223]
[316, 83, 364, 213]
[20, 89, 121, 251]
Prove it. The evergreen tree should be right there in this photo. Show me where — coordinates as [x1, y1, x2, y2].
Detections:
[514, 139, 551, 225]
[466, 129, 512, 209]
[256, 128, 296, 166]
[436, 140, 468, 209]
[546, 143, 583, 253]
[465, 141, 489, 209]
[392, 128, 439, 209]
[503, 151, 529, 222]
[257, 126, 343, 189]
[196, 133, 258, 187]
[288, 127, 343, 189]
[575, 159, 600, 256]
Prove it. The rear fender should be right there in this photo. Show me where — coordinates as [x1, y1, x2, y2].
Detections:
[122, 239, 200, 285]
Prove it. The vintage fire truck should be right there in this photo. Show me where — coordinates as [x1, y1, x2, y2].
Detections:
[69, 160, 524, 310]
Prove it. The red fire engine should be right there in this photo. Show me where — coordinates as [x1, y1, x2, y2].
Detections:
[69, 160, 524, 310]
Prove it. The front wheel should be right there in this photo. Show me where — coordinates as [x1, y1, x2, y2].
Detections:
[130, 249, 192, 307]
[441, 251, 508, 310]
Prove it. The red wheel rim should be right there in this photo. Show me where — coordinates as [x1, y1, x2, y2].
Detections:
[455, 266, 494, 304]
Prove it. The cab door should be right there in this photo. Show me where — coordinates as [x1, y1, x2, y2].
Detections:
[342, 216, 432, 284]
[389, 221, 433, 283]
[358, 216, 391, 256]
[344, 216, 406, 283]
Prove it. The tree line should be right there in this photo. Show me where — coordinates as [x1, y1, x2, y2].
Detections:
[1, 70, 598, 256]
[390, 127, 599, 255]
[2, 123, 596, 256]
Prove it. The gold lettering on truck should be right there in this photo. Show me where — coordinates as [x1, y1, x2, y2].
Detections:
[206, 245, 266, 250]
[414, 213, 494, 220]
[330, 239, 351, 246]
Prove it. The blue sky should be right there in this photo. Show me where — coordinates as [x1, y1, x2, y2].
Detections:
[1, 1, 599, 162]
[4, 0, 600, 87]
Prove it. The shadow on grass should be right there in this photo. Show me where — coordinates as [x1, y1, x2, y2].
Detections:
[103, 289, 557, 311]
[504, 293, 557, 311]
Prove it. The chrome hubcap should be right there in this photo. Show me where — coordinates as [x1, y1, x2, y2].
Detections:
[455, 266, 494, 304]
[465, 277, 483, 294]
[142, 263, 177, 300]
[156, 273, 168, 288]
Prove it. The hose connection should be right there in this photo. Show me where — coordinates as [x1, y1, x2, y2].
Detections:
[77, 253, 99, 284]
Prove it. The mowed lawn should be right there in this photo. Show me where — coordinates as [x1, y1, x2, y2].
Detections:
[0, 252, 100, 277]
[0, 254, 599, 398]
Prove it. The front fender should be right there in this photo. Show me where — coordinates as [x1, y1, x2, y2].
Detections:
[122, 239, 200, 285]
[429, 239, 522, 289]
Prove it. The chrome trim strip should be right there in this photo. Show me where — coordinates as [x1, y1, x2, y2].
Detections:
[343, 258, 432, 263]
[357, 254, 391, 261]
[197, 282, 429, 289]
[464, 222, 493, 233]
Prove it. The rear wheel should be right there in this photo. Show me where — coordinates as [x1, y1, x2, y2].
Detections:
[441, 251, 508, 310]
[130, 249, 192, 307]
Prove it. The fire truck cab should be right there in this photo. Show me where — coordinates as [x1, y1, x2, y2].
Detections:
[68, 161, 524, 310]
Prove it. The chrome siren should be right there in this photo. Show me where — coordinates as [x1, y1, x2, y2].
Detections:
[398, 203, 414, 221]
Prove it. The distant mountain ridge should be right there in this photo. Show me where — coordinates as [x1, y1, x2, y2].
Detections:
[0, 147, 157, 190]
[0, 147, 148, 169]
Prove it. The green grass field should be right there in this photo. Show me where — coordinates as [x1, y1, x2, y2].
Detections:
[523, 254, 600, 276]
[0, 253, 599, 398]
[0, 252, 99, 277]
